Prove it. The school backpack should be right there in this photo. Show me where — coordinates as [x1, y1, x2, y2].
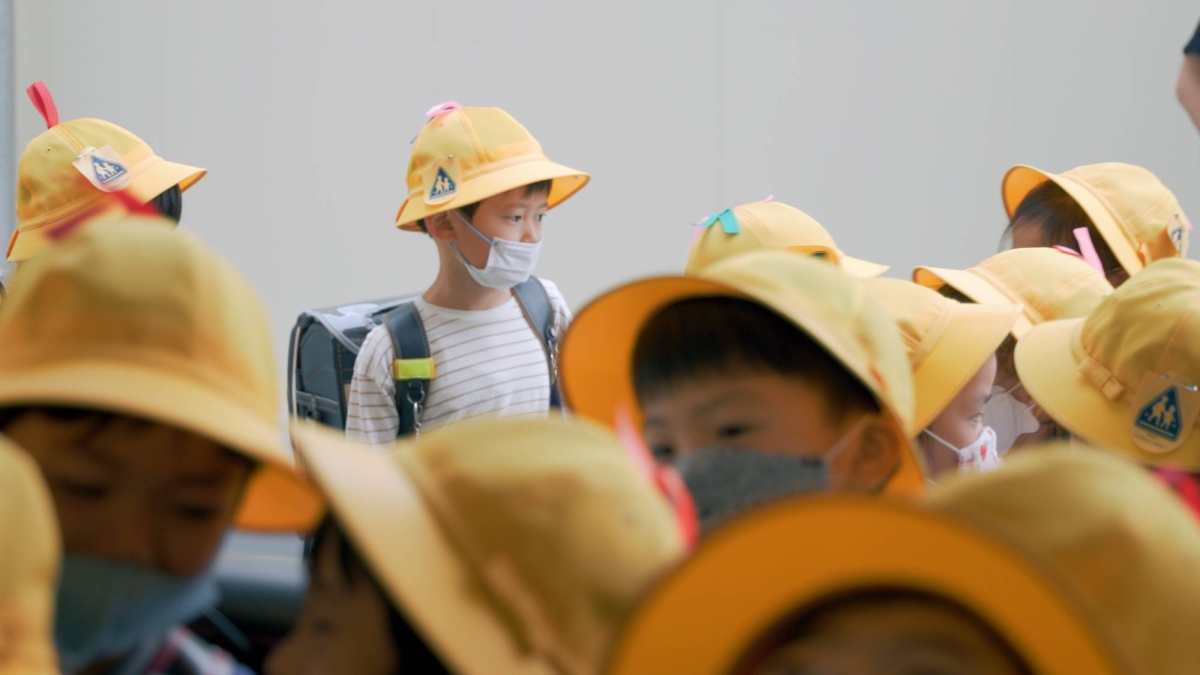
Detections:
[287, 278, 560, 436]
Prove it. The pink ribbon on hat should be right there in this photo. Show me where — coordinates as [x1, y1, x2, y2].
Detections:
[26, 81, 58, 129]
[426, 101, 462, 118]
[1053, 227, 1105, 275]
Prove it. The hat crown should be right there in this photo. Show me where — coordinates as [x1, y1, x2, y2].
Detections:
[978, 248, 1113, 326]
[686, 201, 838, 274]
[0, 220, 278, 422]
[1066, 162, 1189, 262]
[399, 417, 683, 675]
[1078, 258, 1200, 397]
[405, 107, 545, 197]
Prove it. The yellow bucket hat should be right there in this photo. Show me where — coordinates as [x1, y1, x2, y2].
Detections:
[0, 439, 61, 675]
[560, 250, 925, 496]
[10, 82, 206, 262]
[0, 217, 321, 532]
[685, 200, 889, 277]
[395, 102, 589, 231]
[930, 447, 1200, 675]
[915, 247, 1113, 339]
[1015, 258, 1200, 469]
[604, 495, 1126, 675]
[867, 279, 1019, 433]
[1002, 162, 1189, 276]
[291, 418, 685, 675]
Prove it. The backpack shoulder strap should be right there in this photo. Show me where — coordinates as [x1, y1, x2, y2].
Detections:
[513, 277, 561, 408]
[381, 302, 434, 437]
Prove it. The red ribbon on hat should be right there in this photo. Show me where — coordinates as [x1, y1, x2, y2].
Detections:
[616, 407, 699, 550]
[45, 189, 159, 243]
[26, 81, 59, 129]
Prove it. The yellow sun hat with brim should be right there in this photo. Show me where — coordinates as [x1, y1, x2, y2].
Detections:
[685, 200, 888, 277]
[290, 418, 685, 675]
[604, 495, 1127, 675]
[395, 102, 589, 231]
[1015, 258, 1200, 470]
[0, 217, 322, 532]
[867, 279, 1020, 434]
[10, 82, 206, 262]
[0, 439, 61, 675]
[1002, 162, 1189, 277]
[929, 447, 1200, 675]
[561, 250, 926, 496]
[914, 248, 1113, 339]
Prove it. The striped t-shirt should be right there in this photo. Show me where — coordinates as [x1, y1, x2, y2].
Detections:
[345, 279, 571, 445]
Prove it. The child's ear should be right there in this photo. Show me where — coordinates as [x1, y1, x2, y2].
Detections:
[426, 212, 457, 243]
[844, 417, 903, 493]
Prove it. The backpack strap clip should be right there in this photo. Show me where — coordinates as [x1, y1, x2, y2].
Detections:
[382, 303, 433, 438]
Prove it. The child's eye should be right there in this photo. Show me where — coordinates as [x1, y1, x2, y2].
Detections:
[969, 413, 984, 424]
[717, 424, 751, 439]
[508, 215, 523, 223]
[536, 213, 546, 222]
[175, 505, 221, 521]
[650, 444, 676, 463]
[59, 481, 108, 501]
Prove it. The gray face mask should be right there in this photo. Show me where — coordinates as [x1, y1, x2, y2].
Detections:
[671, 448, 830, 535]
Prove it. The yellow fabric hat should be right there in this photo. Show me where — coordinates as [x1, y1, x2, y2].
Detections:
[867, 279, 1019, 433]
[291, 418, 684, 675]
[0, 218, 321, 532]
[10, 82, 206, 262]
[1015, 258, 1200, 470]
[1002, 162, 1189, 276]
[915, 248, 1113, 339]
[604, 495, 1126, 675]
[395, 102, 589, 231]
[560, 250, 925, 496]
[0, 439, 61, 675]
[930, 447, 1200, 675]
[684, 200, 888, 277]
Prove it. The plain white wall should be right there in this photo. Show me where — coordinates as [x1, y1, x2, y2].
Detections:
[13, 1, 1200, 382]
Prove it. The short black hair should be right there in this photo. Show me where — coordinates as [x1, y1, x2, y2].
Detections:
[418, 179, 552, 234]
[631, 297, 879, 423]
[150, 185, 183, 222]
[308, 517, 451, 674]
[1001, 181, 1122, 276]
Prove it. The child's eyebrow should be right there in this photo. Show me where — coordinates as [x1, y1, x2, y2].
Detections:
[694, 391, 757, 417]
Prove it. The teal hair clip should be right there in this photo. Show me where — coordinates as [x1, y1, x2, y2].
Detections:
[698, 209, 739, 234]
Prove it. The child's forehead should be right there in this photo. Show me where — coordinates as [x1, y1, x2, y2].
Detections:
[479, 185, 549, 209]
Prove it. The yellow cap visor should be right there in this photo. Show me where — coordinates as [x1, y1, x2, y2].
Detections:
[0, 359, 321, 532]
[914, 266, 1032, 338]
[290, 424, 558, 675]
[1002, 165, 1141, 276]
[911, 303, 1021, 433]
[604, 497, 1124, 675]
[561, 274, 925, 497]
[396, 157, 589, 231]
[839, 253, 890, 278]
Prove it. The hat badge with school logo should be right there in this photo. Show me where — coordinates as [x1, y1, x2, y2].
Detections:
[1130, 372, 1200, 454]
[1169, 212, 1191, 254]
[423, 155, 461, 206]
[70, 145, 133, 193]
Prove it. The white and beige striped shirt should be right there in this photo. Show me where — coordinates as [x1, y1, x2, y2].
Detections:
[345, 279, 571, 445]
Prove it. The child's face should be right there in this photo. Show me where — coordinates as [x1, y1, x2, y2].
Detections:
[992, 354, 1064, 450]
[749, 598, 1027, 675]
[267, 528, 400, 675]
[431, 186, 548, 270]
[641, 371, 900, 492]
[922, 356, 998, 475]
[5, 409, 250, 577]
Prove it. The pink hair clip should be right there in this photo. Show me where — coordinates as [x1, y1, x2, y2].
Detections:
[1053, 228, 1104, 274]
[425, 101, 463, 118]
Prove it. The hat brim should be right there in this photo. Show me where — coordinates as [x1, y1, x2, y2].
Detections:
[396, 158, 589, 231]
[1015, 318, 1200, 467]
[604, 497, 1123, 675]
[1002, 165, 1141, 275]
[839, 254, 889, 278]
[560, 275, 926, 497]
[912, 303, 1021, 433]
[6, 158, 207, 263]
[290, 425, 556, 675]
[0, 359, 321, 532]
[914, 266, 1033, 338]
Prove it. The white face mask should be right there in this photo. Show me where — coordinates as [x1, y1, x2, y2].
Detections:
[448, 210, 542, 290]
[983, 384, 1040, 455]
[924, 426, 1002, 474]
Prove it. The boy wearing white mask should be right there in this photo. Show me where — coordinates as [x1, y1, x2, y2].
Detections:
[346, 102, 589, 443]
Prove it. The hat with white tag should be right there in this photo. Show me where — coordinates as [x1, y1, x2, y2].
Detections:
[1015, 258, 1200, 468]
[9, 82, 206, 262]
[395, 102, 589, 231]
[685, 200, 888, 277]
